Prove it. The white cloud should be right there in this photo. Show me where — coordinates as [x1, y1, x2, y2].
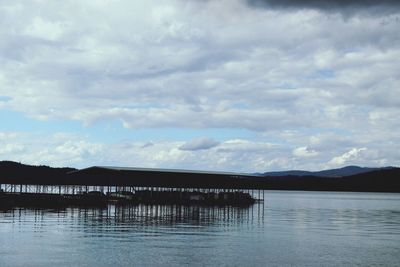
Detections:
[1, 130, 399, 172]
[0, 131, 104, 167]
[0, 133, 25, 155]
[328, 147, 367, 167]
[293, 146, 319, 158]
[0, 1, 398, 132]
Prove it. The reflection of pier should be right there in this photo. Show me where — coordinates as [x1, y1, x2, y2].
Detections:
[0, 166, 264, 207]
[2, 203, 265, 228]
[102, 204, 265, 226]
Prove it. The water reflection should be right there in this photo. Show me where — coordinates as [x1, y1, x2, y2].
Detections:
[1, 203, 265, 231]
[1, 192, 400, 267]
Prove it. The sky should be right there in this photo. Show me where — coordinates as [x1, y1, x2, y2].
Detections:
[0, 0, 399, 172]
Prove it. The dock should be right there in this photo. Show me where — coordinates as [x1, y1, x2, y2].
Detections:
[0, 166, 264, 207]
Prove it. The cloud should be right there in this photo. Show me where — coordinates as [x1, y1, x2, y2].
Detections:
[246, 0, 400, 15]
[328, 147, 367, 167]
[0, 133, 26, 155]
[0, 131, 103, 167]
[179, 137, 219, 151]
[1, 130, 399, 172]
[1, 1, 399, 135]
[140, 142, 154, 149]
[0, 1, 399, 171]
[292, 146, 318, 158]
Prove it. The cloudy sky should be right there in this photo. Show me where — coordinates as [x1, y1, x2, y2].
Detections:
[0, 0, 399, 172]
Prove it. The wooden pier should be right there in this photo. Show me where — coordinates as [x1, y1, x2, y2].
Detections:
[0, 166, 264, 207]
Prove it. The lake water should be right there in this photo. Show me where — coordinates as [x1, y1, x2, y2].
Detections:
[1, 191, 399, 266]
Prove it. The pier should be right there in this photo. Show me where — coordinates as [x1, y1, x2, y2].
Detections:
[0, 166, 264, 207]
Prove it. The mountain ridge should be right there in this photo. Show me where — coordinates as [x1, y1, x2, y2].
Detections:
[0, 161, 399, 193]
[258, 165, 396, 177]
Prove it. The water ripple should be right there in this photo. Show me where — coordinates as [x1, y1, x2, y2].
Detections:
[1, 192, 400, 267]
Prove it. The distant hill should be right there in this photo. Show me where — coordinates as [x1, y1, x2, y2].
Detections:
[341, 168, 400, 192]
[248, 167, 400, 192]
[259, 166, 394, 177]
[0, 161, 76, 184]
[0, 161, 399, 193]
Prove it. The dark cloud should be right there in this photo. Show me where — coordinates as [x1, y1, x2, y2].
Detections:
[141, 142, 154, 149]
[246, 0, 400, 15]
[179, 137, 219, 151]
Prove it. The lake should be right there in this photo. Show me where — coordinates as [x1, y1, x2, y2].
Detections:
[1, 191, 399, 266]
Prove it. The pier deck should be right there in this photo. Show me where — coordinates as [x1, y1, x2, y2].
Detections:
[0, 166, 264, 207]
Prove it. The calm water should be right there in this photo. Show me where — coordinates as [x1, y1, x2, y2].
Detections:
[1, 191, 399, 267]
